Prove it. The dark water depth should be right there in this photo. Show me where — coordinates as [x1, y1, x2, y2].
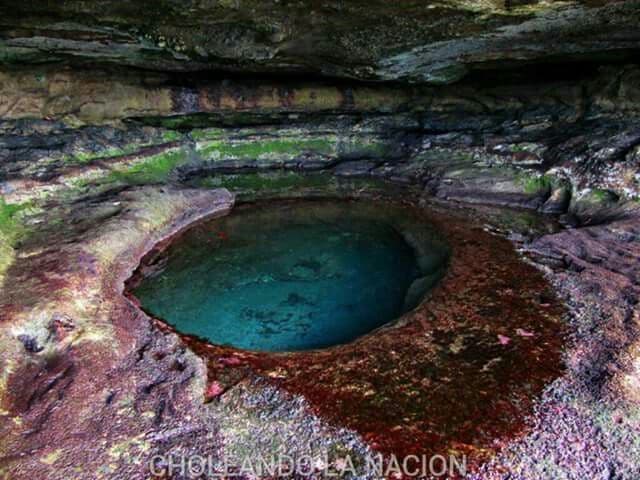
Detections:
[133, 201, 448, 351]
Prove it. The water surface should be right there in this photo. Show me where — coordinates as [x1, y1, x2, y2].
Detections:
[133, 201, 446, 351]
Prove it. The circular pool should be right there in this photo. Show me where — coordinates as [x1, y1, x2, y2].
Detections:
[130, 200, 449, 351]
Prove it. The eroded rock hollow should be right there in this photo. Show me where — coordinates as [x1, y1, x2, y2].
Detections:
[1, 2, 639, 479]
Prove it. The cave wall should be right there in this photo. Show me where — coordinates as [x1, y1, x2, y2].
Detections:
[2, 0, 639, 218]
[1, 63, 639, 225]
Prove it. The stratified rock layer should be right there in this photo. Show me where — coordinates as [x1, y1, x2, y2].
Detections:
[2, 1, 640, 83]
[2, 65, 639, 218]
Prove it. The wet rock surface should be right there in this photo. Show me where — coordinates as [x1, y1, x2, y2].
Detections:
[0, 180, 567, 479]
[1, 169, 637, 478]
[473, 216, 640, 479]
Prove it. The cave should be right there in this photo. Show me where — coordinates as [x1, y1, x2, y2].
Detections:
[1, 2, 639, 479]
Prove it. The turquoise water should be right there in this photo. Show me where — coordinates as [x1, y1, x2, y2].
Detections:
[133, 201, 442, 351]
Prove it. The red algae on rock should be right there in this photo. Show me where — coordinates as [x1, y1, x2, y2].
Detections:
[130, 199, 567, 475]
